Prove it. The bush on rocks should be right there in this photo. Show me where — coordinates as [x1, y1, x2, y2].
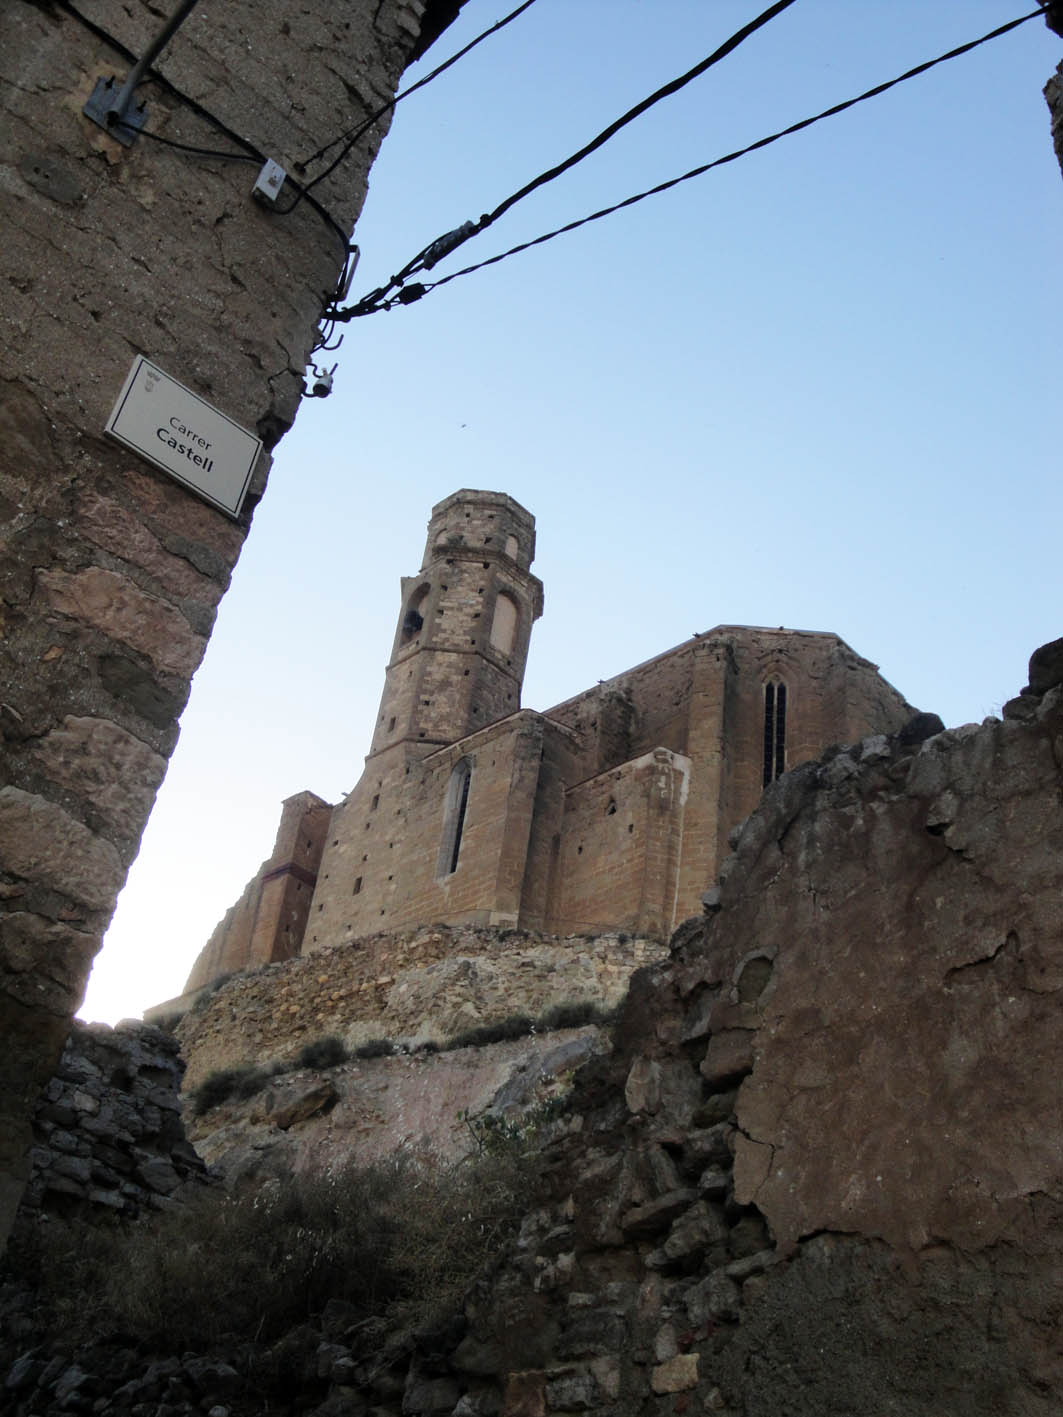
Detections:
[29, 1148, 534, 1352]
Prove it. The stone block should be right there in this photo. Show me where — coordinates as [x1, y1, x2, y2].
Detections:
[0, 788, 124, 911]
[37, 566, 206, 677]
[30, 716, 165, 836]
[650, 1355, 699, 1394]
[621, 1189, 698, 1240]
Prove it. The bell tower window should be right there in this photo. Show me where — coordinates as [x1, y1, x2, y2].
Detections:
[489, 592, 519, 655]
[401, 585, 429, 645]
[763, 681, 787, 786]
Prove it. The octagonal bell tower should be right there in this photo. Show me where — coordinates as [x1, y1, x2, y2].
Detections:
[367, 490, 543, 760]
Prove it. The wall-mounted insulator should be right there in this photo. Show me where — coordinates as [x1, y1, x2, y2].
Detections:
[252, 159, 287, 204]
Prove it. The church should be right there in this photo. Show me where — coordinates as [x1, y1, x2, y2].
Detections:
[183, 489, 913, 993]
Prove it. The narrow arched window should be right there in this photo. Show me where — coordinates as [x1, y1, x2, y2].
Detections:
[763, 681, 787, 786]
[489, 592, 518, 655]
[401, 584, 429, 645]
[437, 759, 472, 876]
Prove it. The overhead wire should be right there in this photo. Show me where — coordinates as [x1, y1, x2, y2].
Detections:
[284, 0, 540, 210]
[333, 6, 1046, 320]
[337, 0, 801, 317]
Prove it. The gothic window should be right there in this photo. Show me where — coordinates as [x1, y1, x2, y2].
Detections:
[437, 758, 472, 877]
[763, 681, 787, 786]
[401, 584, 430, 645]
[489, 592, 518, 655]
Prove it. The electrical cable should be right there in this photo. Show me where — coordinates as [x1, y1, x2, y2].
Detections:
[56, 0, 352, 250]
[334, 6, 1044, 320]
[286, 0, 539, 209]
[334, 0, 801, 317]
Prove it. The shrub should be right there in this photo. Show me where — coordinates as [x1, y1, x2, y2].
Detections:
[35, 1147, 535, 1353]
[353, 1038, 394, 1059]
[443, 1014, 534, 1051]
[536, 999, 610, 1031]
[190, 1062, 271, 1115]
[296, 1035, 348, 1070]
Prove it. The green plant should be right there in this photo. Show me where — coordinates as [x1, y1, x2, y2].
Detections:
[296, 1035, 348, 1069]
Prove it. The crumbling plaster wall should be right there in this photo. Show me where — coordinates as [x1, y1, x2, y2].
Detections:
[0, 0, 436, 1245]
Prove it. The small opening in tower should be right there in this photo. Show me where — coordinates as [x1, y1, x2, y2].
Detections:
[607, 800, 617, 815]
[628, 823, 634, 834]
[388, 717, 396, 732]
[482, 561, 489, 568]
[577, 844, 583, 855]
[353, 877, 362, 895]
[370, 794, 379, 811]
[463, 669, 470, 676]
[484, 536, 492, 544]
[362, 854, 368, 861]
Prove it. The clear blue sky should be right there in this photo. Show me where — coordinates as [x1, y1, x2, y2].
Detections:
[82, 2, 1063, 1023]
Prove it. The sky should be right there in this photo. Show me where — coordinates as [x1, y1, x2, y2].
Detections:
[80, 1, 1063, 1024]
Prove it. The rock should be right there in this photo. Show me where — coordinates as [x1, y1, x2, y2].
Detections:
[621, 1189, 699, 1239]
[683, 1126, 734, 1169]
[402, 1375, 460, 1416]
[896, 711, 945, 746]
[685, 1270, 741, 1324]
[650, 1354, 699, 1394]
[1027, 636, 1063, 695]
[544, 1372, 599, 1410]
[654, 1201, 727, 1266]
[5, 1353, 44, 1391]
[700, 1032, 754, 1088]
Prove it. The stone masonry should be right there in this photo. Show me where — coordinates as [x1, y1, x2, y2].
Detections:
[14, 1018, 206, 1240]
[0, 0, 456, 1247]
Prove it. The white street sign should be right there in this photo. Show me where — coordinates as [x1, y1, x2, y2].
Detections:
[105, 357, 262, 518]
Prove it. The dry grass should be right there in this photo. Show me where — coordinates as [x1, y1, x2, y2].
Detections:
[35, 1147, 533, 1352]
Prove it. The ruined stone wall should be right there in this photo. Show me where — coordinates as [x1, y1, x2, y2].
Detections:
[176, 922, 667, 1090]
[15, 1019, 205, 1238]
[0, 0, 436, 1244]
[373, 641, 1063, 1417]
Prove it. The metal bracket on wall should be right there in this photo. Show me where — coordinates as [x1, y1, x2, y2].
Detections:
[83, 76, 147, 146]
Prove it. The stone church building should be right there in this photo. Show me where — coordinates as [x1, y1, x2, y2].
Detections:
[182, 489, 912, 993]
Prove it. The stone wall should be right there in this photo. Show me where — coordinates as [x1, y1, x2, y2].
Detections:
[0, 0, 440, 1244]
[423, 639, 1063, 1416]
[173, 923, 668, 1090]
[14, 1019, 205, 1239]
[183, 790, 331, 992]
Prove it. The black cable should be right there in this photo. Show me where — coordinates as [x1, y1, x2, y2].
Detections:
[289, 0, 539, 203]
[56, 0, 351, 250]
[336, 0, 802, 316]
[336, 7, 1043, 319]
[112, 121, 260, 165]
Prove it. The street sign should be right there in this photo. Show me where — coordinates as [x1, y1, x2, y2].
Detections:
[105, 356, 262, 518]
